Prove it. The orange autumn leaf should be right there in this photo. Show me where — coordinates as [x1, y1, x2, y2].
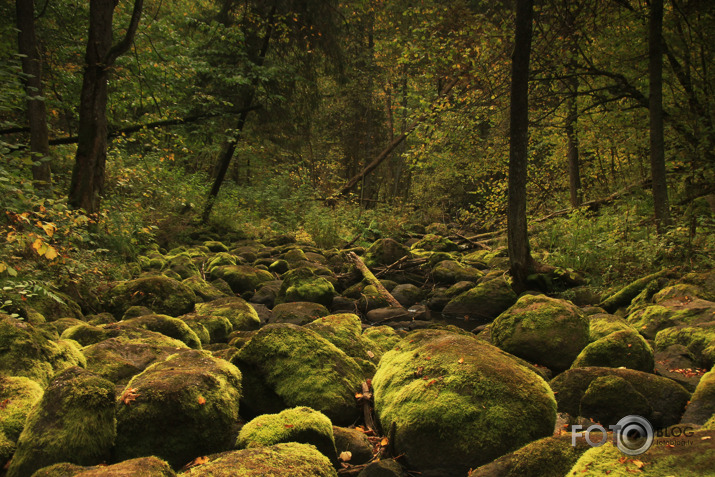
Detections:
[631, 459, 645, 469]
[120, 387, 140, 405]
[458, 357, 465, 364]
[380, 437, 389, 446]
[197, 396, 206, 405]
[284, 424, 294, 428]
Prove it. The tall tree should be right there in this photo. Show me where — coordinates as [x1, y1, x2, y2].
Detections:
[16, 0, 51, 189]
[68, 0, 143, 214]
[648, 0, 671, 233]
[507, 0, 535, 292]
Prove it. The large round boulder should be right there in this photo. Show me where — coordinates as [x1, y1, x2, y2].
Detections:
[209, 265, 274, 295]
[195, 297, 260, 331]
[571, 329, 654, 372]
[373, 329, 557, 475]
[32, 456, 176, 477]
[277, 268, 336, 307]
[112, 314, 202, 349]
[0, 376, 44, 442]
[491, 295, 589, 372]
[363, 239, 410, 268]
[441, 277, 517, 320]
[105, 276, 196, 318]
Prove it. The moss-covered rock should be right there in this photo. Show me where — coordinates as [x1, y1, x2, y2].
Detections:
[105, 276, 196, 318]
[588, 313, 635, 341]
[271, 302, 330, 326]
[25, 292, 84, 322]
[177, 313, 233, 344]
[362, 326, 401, 357]
[251, 280, 282, 307]
[231, 323, 364, 425]
[550, 367, 690, 428]
[468, 434, 592, 477]
[363, 239, 410, 268]
[571, 329, 654, 372]
[39, 318, 86, 337]
[114, 350, 242, 467]
[7, 367, 115, 477]
[357, 459, 404, 477]
[278, 267, 336, 307]
[390, 284, 422, 308]
[0, 376, 44, 442]
[680, 366, 715, 425]
[164, 253, 199, 280]
[0, 317, 86, 386]
[373, 329, 557, 475]
[175, 316, 210, 345]
[110, 314, 201, 349]
[567, 431, 715, 476]
[181, 276, 228, 303]
[0, 430, 14, 472]
[627, 301, 715, 339]
[32, 456, 176, 477]
[195, 297, 260, 331]
[431, 260, 484, 284]
[181, 442, 337, 476]
[491, 295, 589, 372]
[410, 234, 458, 252]
[654, 322, 715, 368]
[236, 406, 337, 461]
[333, 426, 373, 465]
[442, 277, 517, 320]
[305, 313, 376, 366]
[204, 241, 229, 253]
[579, 375, 653, 427]
[598, 268, 674, 313]
[427, 281, 476, 311]
[209, 265, 274, 295]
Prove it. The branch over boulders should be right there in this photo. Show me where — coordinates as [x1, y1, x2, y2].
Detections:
[347, 252, 403, 309]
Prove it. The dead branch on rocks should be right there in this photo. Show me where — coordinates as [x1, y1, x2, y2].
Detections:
[347, 252, 404, 309]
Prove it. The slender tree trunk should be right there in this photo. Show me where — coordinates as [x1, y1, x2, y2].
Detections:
[649, 0, 671, 233]
[565, 85, 582, 207]
[16, 0, 52, 189]
[69, 0, 143, 214]
[507, 0, 535, 292]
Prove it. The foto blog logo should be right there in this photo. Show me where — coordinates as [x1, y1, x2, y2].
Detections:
[571, 415, 654, 456]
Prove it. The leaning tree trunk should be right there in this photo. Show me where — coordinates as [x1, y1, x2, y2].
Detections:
[507, 0, 536, 292]
[68, 0, 143, 214]
[16, 0, 52, 189]
[649, 0, 671, 233]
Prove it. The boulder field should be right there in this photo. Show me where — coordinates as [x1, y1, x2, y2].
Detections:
[1, 233, 713, 475]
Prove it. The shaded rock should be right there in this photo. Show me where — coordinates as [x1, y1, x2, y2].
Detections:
[654, 344, 701, 391]
[680, 366, 715, 425]
[550, 367, 690, 428]
[442, 277, 516, 320]
[181, 276, 228, 302]
[365, 307, 409, 324]
[333, 426, 373, 466]
[25, 291, 83, 322]
[181, 442, 337, 476]
[571, 329, 654, 372]
[432, 260, 484, 284]
[231, 323, 364, 425]
[204, 241, 229, 253]
[122, 306, 152, 320]
[427, 281, 476, 312]
[654, 321, 715, 368]
[114, 350, 242, 467]
[34, 457, 175, 476]
[390, 284, 423, 308]
[268, 259, 289, 275]
[598, 268, 674, 313]
[7, 368, 115, 477]
[491, 295, 589, 372]
[373, 329, 556, 475]
[272, 302, 330, 325]
[236, 406, 337, 461]
[364, 239, 409, 268]
[195, 297, 260, 331]
[357, 285, 392, 313]
[410, 234, 458, 252]
[357, 459, 404, 477]
[278, 267, 336, 307]
[164, 253, 199, 279]
[39, 318, 85, 337]
[588, 313, 635, 341]
[105, 276, 196, 318]
[209, 265, 274, 295]
[331, 295, 358, 314]
[113, 314, 202, 349]
[252, 280, 282, 307]
[579, 375, 653, 427]
[0, 376, 43, 442]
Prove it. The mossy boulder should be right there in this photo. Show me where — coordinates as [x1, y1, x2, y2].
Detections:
[356, 285, 392, 313]
[278, 267, 336, 307]
[0, 376, 44, 442]
[364, 239, 410, 268]
[113, 314, 202, 349]
[333, 426, 373, 465]
[357, 459, 404, 477]
[236, 406, 337, 461]
[571, 329, 654, 372]
[205, 252, 237, 272]
[105, 276, 196, 318]
[209, 265, 274, 296]
[373, 329, 557, 475]
[283, 248, 308, 263]
[680, 366, 715, 425]
[181, 276, 228, 302]
[468, 434, 592, 477]
[25, 292, 83, 322]
[305, 313, 376, 367]
[427, 281, 476, 312]
[204, 241, 229, 253]
[175, 316, 210, 345]
[231, 323, 364, 425]
[195, 297, 260, 331]
[567, 430, 715, 476]
[410, 234, 458, 252]
[7, 367, 115, 477]
[181, 442, 337, 476]
[442, 277, 517, 320]
[114, 350, 242, 467]
[32, 456, 176, 477]
[654, 322, 715, 368]
[251, 280, 283, 307]
[271, 302, 330, 326]
[40, 318, 86, 337]
[432, 260, 484, 284]
[0, 317, 86, 386]
[550, 367, 690, 428]
[178, 313, 233, 344]
[164, 253, 199, 280]
[491, 295, 590, 372]
[362, 326, 401, 358]
[588, 313, 635, 341]
[598, 268, 674, 313]
[627, 301, 715, 339]
[579, 375, 653, 427]
[390, 284, 423, 308]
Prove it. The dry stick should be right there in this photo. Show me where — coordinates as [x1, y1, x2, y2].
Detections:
[361, 381, 376, 432]
[347, 252, 404, 309]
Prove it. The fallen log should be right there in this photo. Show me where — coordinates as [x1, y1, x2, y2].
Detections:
[347, 252, 404, 309]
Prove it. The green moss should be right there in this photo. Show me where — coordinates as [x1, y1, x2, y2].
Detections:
[363, 238, 409, 268]
[284, 249, 308, 263]
[236, 406, 336, 460]
[105, 276, 197, 318]
[599, 268, 674, 313]
[195, 297, 260, 331]
[362, 326, 401, 357]
[271, 302, 330, 326]
[183, 442, 337, 476]
[232, 324, 364, 425]
[654, 283, 710, 304]
[7, 367, 116, 477]
[410, 234, 459, 252]
[572, 329, 654, 372]
[164, 253, 199, 280]
[703, 414, 715, 430]
[491, 295, 590, 372]
[373, 329, 556, 474]
[25, 292, 84, 322]
[305, 314, 375, 365]
[442, 277, 517, 320]
[61, 323, 108, 346]
[204, 241, 230, 253]
[0, 430, 15, 472]
[114, 314, 202, 349]
[0, 376, 44, 442]
[278, 268, 336, 307]
[681, 366, 715, 425]
[179, 313, 233, 343]
[32, 456, 176, 476]
[181, 276, 228, 302]
[588, 314, 635, 341]
[655, 323, 715, 368]
[176, 316, 211, 345]
[114, 350, 242, 468]
[206, 252, 237, 272]
[432, 260, 484, 284]
[579, 375, 652, 426]
[332, 426, 373, 465]
[209, 265, 274, 295]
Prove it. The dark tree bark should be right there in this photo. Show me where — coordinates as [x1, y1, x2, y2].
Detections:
[565, 80, 582, 207]
[649, 0, 671, 233]
[16, 0, 52, 189]
[507, 0, 535, 292]
[68, 0, 143, 214]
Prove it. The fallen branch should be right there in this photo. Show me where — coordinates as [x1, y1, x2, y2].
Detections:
[347, 252, 404, 309]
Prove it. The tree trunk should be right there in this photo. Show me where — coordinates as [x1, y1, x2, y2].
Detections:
[507, 0, 535, 292]
[68, 0, 143, 214]
[565, 84, 582, 207]
[16, 0, 52, 189]
[649, 0, 671, 233]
